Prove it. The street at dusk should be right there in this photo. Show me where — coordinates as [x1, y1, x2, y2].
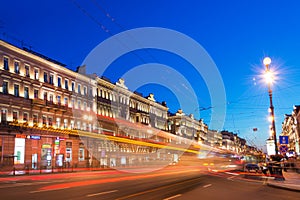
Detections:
[1, 0, 300, 199]
[0, 166, 299, 200]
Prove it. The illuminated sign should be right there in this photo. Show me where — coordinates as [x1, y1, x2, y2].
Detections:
[15, 134, 27, 139]
[42, 144, 51, 149]
[27, 135, 41, 140]
[55, 139, 60, 145]
[266, 139, 275, 156]
[279, 136, 289, 145]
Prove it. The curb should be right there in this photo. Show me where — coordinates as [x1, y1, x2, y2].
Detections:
[267, 182, 300, 192]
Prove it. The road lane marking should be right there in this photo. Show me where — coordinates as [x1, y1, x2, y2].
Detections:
[86, 190, 118, 197]
[225, 172, 239, 176]
[227, 176, 236, 180]
[203, 184, 212, 188]
[163, 194, 182, 200]
[115, 177, 203, 200]
[29, 187, 69, 193]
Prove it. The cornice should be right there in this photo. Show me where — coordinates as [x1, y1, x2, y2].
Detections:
[0, 40, 95, 84]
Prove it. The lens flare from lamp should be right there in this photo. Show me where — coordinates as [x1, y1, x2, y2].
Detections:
[264, 70, 274, 84]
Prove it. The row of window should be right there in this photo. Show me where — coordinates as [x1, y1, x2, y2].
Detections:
[2, 56, 167, 119]
[97, 90, 164, 117]
[1, 81, 93, 110]
[0, 109, 95, 131]
[3, 56, 92, 96]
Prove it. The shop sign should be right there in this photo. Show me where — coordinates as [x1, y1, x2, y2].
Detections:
[27, 135, 41, 140]
[15, 134, 27, 139]
[42, 144, 51, 149]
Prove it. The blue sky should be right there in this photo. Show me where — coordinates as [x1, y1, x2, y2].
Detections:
[1, 0, 300, 150]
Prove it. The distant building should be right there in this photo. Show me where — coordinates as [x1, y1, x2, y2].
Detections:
[168, 109, 208, 142]
[221, 130, 248, 154]
[206, 130, 222, 147]
[281, 105, 300, 156]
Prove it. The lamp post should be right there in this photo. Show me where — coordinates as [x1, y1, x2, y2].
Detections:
[263, 57, 278, 155]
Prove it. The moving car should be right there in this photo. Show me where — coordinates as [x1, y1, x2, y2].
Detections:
[245, 163, 259, 172]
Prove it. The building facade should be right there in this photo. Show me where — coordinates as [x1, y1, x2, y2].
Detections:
[0, 40, 252, 170]
[206, 130, 222, 148]
[168, 109, 208, 142]
[0, 40, 179, 169]
[281, 105, 300, 156]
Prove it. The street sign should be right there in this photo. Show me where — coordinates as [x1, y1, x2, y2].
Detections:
[279, 145, 288, 154]
[279, 136, 289, 144]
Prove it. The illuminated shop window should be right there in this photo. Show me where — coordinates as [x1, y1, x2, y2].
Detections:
[78, 148, 84, 161]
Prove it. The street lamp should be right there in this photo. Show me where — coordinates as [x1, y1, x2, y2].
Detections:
[263, 57, 278, 155]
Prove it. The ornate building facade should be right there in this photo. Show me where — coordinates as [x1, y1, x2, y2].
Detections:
[281, 105, 300, 156]
[0, 40, 177, 169]
[168, 109, 208, 142]
[0, 40, 250, 170]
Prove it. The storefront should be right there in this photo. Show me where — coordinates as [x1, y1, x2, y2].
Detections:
[41, 144, 52, 168]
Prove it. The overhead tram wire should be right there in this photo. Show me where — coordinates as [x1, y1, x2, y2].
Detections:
[70, 0, 148, 64]
[90, 0, 160, 64]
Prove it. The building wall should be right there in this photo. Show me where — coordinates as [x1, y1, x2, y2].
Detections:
[0, 40, 173, 169]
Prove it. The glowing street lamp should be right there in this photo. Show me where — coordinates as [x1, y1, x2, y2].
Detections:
[263, 57, 278, 155]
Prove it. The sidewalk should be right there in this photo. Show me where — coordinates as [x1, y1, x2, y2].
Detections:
[267, 170, 300, 191]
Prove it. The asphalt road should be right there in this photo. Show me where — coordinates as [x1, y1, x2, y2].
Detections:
[0, 166, 298, 200]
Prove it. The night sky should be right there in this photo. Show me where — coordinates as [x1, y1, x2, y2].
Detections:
[1, 0, 300, 150]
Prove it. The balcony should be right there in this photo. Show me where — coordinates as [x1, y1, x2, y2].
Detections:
[97, 96, 112, 105]
[0, 93, 31, 106]
[32, 98, 46, 107]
